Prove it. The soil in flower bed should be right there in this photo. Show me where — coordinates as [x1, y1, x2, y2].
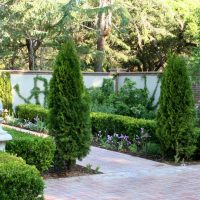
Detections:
[43, 164, 102, 179]
[92, 141, 162, 160]
[92, 140, 200, 166]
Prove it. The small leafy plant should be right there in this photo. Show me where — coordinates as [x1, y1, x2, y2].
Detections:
[6, 116, 48, 133]
[85, 164, 100, 174]
[135, 128, 151, 152]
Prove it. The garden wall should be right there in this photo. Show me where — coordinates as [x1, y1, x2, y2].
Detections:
[1, 70, 161, 108]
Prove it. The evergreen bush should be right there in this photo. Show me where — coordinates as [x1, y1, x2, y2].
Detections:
[48, 40, 92, 169]
[6, 128, 55, 173]
[15, 104, 48, 122]
[0, 152, 44, 200]
[156, 54, 197, 160]
[91, 112, 157, 142]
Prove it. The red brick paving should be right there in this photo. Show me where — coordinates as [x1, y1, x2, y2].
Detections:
[45, 147, 200, 200]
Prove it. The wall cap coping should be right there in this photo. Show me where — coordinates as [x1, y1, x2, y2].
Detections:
[0, 70, 162, 76]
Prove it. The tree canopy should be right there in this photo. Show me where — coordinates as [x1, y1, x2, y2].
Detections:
[1, 0, 200, 71]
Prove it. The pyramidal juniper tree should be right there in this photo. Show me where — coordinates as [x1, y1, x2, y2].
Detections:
[48, 40, 92, 169]
[156, 54, 197, 162]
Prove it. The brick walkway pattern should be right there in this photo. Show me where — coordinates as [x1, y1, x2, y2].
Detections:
[45, 146, 200, 200]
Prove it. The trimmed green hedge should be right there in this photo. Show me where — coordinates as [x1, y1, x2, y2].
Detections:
[6, 128, 56, 172]
[15, 104, 157, 141]
[91, 112, 157, 141]
[15, 104, 48, 122]
[0, 152, 44, 200]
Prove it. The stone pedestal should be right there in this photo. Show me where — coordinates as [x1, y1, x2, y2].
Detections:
[0, 126, 12, 151]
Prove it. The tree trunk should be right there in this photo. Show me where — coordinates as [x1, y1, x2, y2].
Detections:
[94, 0, 112, 72]
[26, 38, 41, 70]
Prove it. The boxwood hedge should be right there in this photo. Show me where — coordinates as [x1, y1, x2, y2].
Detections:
[0, 152, 44, 200]
[6, 128, 56, 173]
[15, 104, 157, 141]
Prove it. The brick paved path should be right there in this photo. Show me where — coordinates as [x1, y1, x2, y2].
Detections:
[45, 147, 200, 200]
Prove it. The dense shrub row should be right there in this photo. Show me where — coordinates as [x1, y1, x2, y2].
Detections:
[15, 104, 48, 122]
[91, 112, 157, 141]
[0, 152, 44, 200]
[15, 104, 157, 141]
[6, 128, 56, 172]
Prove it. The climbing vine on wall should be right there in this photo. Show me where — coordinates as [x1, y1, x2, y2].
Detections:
[14, 76, 49, 107]
[142, 74, 161, 110]
[0, 72, 13, 111]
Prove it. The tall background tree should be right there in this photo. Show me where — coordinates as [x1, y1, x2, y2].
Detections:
[1, 0, 200, 71]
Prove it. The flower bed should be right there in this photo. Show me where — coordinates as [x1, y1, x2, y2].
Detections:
[93, 129, 162, 159]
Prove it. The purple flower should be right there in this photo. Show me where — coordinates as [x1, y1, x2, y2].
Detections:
[107, 135, 113, 143]
[123, 135, 129, 141]
[119, 134, 124, 139]
[141, 128, 144, 134]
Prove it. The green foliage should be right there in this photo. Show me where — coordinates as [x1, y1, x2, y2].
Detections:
[1, 0, 200, 71]
[6, 128, 56, 172]
[143, 142, 162, 157]
[193, 128, 200, 159]
[13, 103, 157, 142]
[0, 0, 67, 70]
[14, 76, 49, 107]
[0, 72, 12, 111]
[156, 54, 197, 160]
[91, 112, 157, 142]
[187, 47, 200, 84]
[88, 78, 158, 119]
[0, 152, 44, 200]
[48, 40, 92, 169]
[15, 104, 48, 122]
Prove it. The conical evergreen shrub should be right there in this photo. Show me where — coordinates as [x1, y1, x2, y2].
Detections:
[48, 40, 92, 169]
[156, 54, 197, 161]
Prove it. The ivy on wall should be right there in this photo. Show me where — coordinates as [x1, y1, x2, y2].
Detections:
[14, 76, 49, 107]
[142, 74, 161, 110]
[0, 72, 13, 111]
[13, 73, 161, 110]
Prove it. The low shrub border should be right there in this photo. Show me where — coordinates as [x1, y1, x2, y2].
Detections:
[91, 112, 157, 141]
[5, 127, 56, 173]
[0, 152, 44, 200]
[15, 104, 49, 122]
[13, 104, 200, 162]
[15, 104, 157, 142]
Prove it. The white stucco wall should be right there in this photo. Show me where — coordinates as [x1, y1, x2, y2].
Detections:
[118, 74, 161, 104]
[11, 74, 52, 108]
[8, 72, 161, 108]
